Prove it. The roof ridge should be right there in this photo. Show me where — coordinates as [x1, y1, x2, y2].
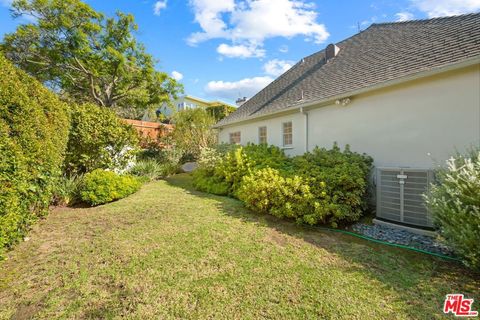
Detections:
[371, 12, 480, 26]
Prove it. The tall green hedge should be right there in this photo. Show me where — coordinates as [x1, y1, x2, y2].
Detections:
[0, 54, 70, 252]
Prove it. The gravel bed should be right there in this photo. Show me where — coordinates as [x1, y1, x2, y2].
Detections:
[351, 223, 455, 257]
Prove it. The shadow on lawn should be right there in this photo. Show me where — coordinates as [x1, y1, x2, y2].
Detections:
[165, 174, 480, 318]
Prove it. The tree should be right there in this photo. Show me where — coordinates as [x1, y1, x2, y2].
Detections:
[1, 0, 182, 111]
[170, 109, 217, 160]
[206, 103, 237, 121]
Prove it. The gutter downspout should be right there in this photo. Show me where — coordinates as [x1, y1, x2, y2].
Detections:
[300, 107, 309, 153]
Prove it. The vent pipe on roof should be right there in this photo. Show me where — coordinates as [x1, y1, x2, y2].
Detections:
[236, 97, 247, 107]
[325, 43, 340, 61]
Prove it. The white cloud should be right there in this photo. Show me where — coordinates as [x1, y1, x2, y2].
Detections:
[153, 0, 167, 16]
[395, 11, 414, 21]
[187, 0, 329, 57]
[410, 0, 480, 17]
[171, 71, 183, 81]
[263, 59, 294, 77]
[217, 43, 265, 58]
[205, 76, 273, 100]
[279, 45, 289, 53]
[187, 0, 235, 45]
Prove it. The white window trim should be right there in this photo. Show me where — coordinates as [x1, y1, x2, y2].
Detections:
[282, 121, 293, 147]
[258, 126, 267, 144]
[229, 131, 241, 144]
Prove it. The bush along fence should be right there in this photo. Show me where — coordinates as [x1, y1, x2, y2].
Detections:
[193, 143, 373, 228]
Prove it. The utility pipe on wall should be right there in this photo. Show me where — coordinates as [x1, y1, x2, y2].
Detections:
[300, 107, 309, 153]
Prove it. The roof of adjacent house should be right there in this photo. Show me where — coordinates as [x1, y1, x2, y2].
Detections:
[215, 13, 480, 127]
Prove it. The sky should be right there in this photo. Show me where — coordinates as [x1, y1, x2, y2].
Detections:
[0, 0, 480, 105]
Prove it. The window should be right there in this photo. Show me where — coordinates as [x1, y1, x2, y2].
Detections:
[229, 131, 241, 144]
[258, 126, 267, 144]
[282, 121, 293, 146]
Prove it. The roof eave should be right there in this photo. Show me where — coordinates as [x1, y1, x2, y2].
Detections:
[213, 55, 480, 129]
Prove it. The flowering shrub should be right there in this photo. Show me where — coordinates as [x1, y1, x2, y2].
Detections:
[65, 103, 139, 175]
[424, 149, 480, 270]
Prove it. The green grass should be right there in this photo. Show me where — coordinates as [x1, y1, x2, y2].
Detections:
[0, 174, 478, 319]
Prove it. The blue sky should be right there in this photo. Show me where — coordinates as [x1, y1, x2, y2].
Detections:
[1, 0, 479, 104]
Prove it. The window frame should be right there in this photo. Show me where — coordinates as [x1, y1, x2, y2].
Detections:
[258, 126, 267, 144]
[282, 121, 293, 147]
[229, 131, 241, 144]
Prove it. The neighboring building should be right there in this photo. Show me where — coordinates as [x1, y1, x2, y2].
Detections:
[143, 95, 235, 120]
[214, 14, 480, 231]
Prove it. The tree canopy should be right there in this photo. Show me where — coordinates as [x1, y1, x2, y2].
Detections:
[1, 0, 182, 111]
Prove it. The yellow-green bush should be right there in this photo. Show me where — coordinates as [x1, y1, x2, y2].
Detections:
[80, 169, 141, 206]
[238, 168, 321, 222]
[193, 143, 372, 227]
[0, 54, 70, 252]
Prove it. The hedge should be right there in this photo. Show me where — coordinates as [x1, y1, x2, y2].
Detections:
[193, 143, 373, 227]
[0, 54, 70, 252]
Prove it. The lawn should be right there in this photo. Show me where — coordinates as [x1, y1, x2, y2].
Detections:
[0, 174, 478, 319]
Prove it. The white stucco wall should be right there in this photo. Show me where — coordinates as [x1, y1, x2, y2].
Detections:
[218, 65, 480, 168]
[218, 112, 306, 157]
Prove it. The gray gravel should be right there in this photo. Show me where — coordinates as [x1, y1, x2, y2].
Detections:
[351, 223, 455, 257]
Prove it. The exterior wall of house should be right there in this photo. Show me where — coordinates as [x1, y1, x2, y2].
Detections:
[218, 65, 480, 168]
[218, 112, 306, 157]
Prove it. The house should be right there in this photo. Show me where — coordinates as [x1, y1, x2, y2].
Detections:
[143, 95, 235, 120]
[214, 14, 480, 232]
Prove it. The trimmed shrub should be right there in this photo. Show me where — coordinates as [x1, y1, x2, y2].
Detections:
[291, 144, 373, 226]
[192, 143, 372, 227]
[238, 168, 321, 223]
[65, 103, 139, 175]
[0, 54, 70, 251]
[80, 169, 141, 206]
[424, 149, 480, 270]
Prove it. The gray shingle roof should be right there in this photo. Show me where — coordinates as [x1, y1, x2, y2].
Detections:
[216, 13, 480, 127]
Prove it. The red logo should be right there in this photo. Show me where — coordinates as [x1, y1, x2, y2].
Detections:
[444, 294, 478, 317]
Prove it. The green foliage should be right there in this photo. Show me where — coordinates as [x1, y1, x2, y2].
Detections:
[0, 54, 70, 251]
[291, 144, 373, 226]
[238, 168, 320, 222]
[206, 104, 236, 121]
[65, 103, 139, 175]
[80, 169, 141, 206]
[2, 0, 182, 111]
[171, 109, 217, 160]
[424, 149, 480, 270]
[192, 143, 373, 227]
[51, 175, 84, 206]
[130, 159, 178, 181]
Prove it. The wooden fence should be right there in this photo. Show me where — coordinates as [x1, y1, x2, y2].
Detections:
[123, 119, 173, 142]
